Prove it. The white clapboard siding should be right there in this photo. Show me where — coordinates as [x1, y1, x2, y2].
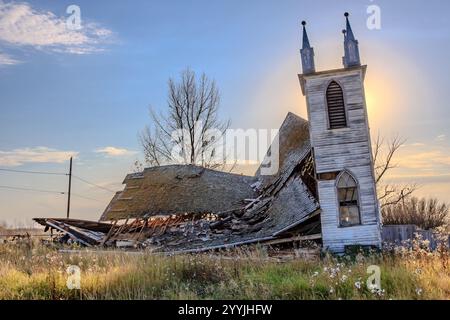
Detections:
[301, 66, 381, 253]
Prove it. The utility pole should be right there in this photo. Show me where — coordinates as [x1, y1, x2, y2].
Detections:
[66, 157, 72, 219]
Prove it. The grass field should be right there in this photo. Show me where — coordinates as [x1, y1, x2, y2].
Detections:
[0, 241, 448, 300]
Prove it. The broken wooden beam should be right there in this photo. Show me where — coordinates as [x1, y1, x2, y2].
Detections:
[44, 219, 93, 247]
[263, 233, 322, 246]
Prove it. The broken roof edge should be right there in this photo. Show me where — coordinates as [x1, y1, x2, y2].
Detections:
[33, 218, 115, 233]
[257, 112, 309, 163]
[123, 164, 254, 184]
[283, 111, 309, 125]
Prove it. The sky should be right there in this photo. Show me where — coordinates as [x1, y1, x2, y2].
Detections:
[0, 0, 449, 226]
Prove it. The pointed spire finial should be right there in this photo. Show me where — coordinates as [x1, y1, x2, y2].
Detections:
[342, 12, 361, 68]
[300, 20, 315, 74]
[301, 21, 311, 49]
[344, 12, 356, 41]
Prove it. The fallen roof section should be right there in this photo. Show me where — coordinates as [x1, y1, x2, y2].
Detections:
[33, 218, 108, 246]
[256, 112, 311, 188]
[100, 165, 258, 221]
[155, 150, 320, 253]
[33, 150, 320, 252]
[34, 218, 114, 233]
[34, 112, 321, 252]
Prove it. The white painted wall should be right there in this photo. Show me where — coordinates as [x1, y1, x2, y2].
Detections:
[301, 66, 381, 253]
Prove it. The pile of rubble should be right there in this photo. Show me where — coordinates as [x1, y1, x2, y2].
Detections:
[34, 113, 323, 253]
[33, 151, 321, 253]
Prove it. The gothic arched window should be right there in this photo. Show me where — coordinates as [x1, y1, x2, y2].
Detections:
[326, 81, 347, 129]
[337, 171, 361, 227]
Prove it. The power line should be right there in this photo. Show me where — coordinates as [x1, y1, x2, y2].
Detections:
[0, 159, 109, 212]
[72, 175, 116, 193]
[0, 168, 68, 176]
[71, 193, 104, 203]
[0, 168, 116, 193]
[0, 185, 104, 202]
[0, 185, 65, 195]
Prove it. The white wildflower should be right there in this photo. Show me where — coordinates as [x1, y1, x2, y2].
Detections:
[368, 284, 378, 293]
[368, 284, 385, 296]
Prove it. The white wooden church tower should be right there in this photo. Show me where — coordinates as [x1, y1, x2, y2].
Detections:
[299, 13, 382, 252]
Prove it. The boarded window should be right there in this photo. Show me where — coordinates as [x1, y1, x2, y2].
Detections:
[317, 171, 340, 181]
[326, 81, 347, 129]
[337, 171, 361, 227]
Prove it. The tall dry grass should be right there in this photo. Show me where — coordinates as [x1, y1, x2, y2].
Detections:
[0, 241, 448, 300]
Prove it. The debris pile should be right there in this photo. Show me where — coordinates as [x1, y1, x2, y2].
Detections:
[34, 113, 323, 253]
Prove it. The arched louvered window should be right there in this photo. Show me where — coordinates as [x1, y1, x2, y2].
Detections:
[326, 81, 347, 129]
[337, 171, 361, 227]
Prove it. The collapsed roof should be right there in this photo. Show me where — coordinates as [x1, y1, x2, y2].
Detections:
[34, 112, 322, 252]
[100, 165, 258, 221]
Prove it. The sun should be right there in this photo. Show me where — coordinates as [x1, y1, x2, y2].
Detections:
[365, 89, 376, 111]
[363, 73, 397, 128]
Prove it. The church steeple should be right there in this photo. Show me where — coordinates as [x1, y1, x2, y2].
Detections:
[342, 12, 361, 68]
[298, 14, 381, 253]
[300, 21, 315, 74]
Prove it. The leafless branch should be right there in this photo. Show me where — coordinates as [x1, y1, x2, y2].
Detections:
[373, 133, 419, 208]
[379, 184, 418, 208]
[374, 133, 405, 184]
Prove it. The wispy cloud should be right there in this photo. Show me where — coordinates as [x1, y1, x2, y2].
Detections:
[0, 147, 78, 166]
[403, 142, 425, 148]
[400, 150, 450, 169]
[0, 51, 20, 65]
[436, 134, 446, 141]
[95, 147, 137, 157]
[0, 1, 113, 57]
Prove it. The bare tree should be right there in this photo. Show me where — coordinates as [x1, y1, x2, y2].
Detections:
[140, 68, 230, 169]
[373, 133, 417, 208]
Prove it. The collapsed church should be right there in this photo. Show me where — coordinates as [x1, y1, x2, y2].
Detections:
[35, 13, 382, 253]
